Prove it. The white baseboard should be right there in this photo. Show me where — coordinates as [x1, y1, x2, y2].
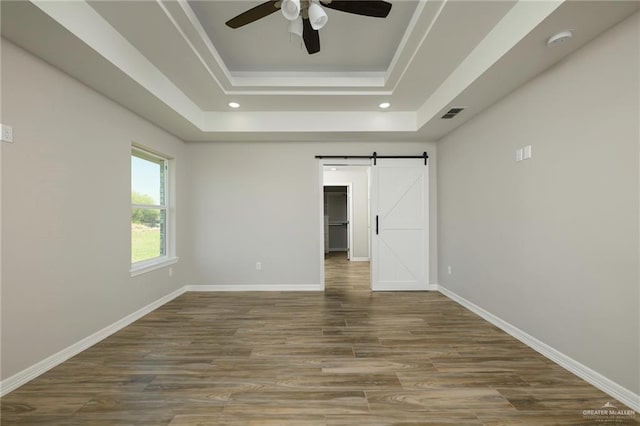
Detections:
[427, 284, 439, 291]
[350, 257, 370, 262]
[185, 284, 323, 292]
[438, 285, 640, 413]
[0, 286, 186, 397]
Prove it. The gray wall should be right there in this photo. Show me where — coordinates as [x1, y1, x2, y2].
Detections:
[184, 141, 437, 287]
[0, 39, 188, 380]
[437, 13, 639, 394]
[324, 167, 370, 259]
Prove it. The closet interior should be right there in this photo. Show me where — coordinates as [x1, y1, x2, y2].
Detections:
[324, 186, 349, 255]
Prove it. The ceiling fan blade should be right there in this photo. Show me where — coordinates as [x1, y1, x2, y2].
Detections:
[322, 1, 392, 18]
[225, 1, 280, 28]
[302, 18, 320, 54]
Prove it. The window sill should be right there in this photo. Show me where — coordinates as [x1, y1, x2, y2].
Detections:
[130, 257, 178, 277]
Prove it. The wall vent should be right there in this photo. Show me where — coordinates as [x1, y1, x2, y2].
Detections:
[441, 107, 464, 119]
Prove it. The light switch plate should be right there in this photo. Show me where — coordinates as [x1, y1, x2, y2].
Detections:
[1, 124, 13, 143]
[523, 145, 532, 159]
[516, 148, 523, 162]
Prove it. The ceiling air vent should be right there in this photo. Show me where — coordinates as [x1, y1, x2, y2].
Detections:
[441, 107, 464, 119]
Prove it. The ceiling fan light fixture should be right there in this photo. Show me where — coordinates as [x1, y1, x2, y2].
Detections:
[379, 102, 391, 109]
[288, 15, 303, 37]
[308, 2, 328, 30]
[225, 0, 393, 55]
[228, 102, 240, 109]
[281, 0, 301, 20]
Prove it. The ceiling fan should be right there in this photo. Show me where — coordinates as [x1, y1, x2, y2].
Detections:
[225, 0, 393, 55]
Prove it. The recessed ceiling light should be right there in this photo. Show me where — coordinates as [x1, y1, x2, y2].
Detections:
[330, 167, 338, 171]
[228, 102, 240, 109]
[547, 30, 573, 46]
[379, 102, 391, 109]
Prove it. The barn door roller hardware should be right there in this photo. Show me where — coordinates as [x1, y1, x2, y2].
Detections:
[315, 152, 428, 165]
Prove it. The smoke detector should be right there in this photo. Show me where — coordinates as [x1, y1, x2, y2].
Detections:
[547, 31, 573, 46]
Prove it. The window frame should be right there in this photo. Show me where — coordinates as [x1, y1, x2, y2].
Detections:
[130, 146, 177, 276]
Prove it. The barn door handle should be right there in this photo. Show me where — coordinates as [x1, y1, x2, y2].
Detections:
[376, 215, 379, 235]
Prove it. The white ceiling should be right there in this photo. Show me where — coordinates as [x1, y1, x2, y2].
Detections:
[1, 1, 638, 142]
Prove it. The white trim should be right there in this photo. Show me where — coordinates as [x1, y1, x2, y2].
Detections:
[31, 0, 202, 125]
[350, 257, 370, 262]
[347, 184, 353, 261]
[231, 72, 386, 88]
[427, 284, 439, 291]
[131, 145, 167, 163]
[130, 256, 178, 277]
[0, 287, 186, 397]
[184, 284, 323, 292]
[387, 0, 445, 92]
[131, 204, 166, 209]
[318, 161, 326, 291]
[438, 285, 640, 413]
[160, 0, 230, 92]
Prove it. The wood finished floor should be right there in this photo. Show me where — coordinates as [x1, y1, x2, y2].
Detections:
[2, 252, 637, 425]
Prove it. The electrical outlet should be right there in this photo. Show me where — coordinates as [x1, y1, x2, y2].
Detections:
[523, 145, 532, 160]
[447, 266, 452, 275]
[256, 262, 262, 270]
[1, 124, 13, 143]
[515, 148, 523, 162]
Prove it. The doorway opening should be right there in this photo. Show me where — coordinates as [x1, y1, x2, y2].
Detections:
[320, 162, 371, 292]
[324, 185, 351, 259]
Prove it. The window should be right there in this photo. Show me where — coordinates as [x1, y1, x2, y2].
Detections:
[131, 147, 174, 273]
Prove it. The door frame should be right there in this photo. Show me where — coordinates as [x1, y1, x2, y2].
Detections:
[318, 159, 371, 291]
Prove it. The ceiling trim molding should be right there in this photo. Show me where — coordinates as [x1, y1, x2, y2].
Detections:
[156, 0, 228, 95]
[416, 0, 565, 129]
[171, 0, 235, 90]
[163, 0, 429, 93]
[385, 0, 446, 91]
[222, 89, 394, 96]
[199, 111, 417, 133]
[225, 72, 386, 88]
[31, 0, 202, 124]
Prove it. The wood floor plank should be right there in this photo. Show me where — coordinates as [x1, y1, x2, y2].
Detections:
[169, 414, 325, 426]
[397, 371, 530, 390]
[366, 388, 518, 413]
[1, 252, 637, 424]
[325, 413, 483, 426]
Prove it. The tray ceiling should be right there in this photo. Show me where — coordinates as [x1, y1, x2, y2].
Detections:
[1, 1, 638, 142]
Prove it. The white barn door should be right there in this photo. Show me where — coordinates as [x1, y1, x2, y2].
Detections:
[371, 159, 429, 291]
